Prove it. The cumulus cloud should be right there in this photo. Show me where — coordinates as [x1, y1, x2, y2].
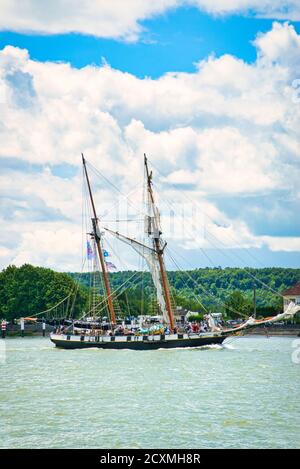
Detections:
[128, 124, 278, 193]
[261, 236, 300, 252]
[0, 1, 299, 40]
[190, 1, 300, 21]
[0, 21, 300, 269]
[0, 0, 178, 41]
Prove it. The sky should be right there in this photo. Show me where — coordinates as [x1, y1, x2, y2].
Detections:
[0, 0, 300, 272]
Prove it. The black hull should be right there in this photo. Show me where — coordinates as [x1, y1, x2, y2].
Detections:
[50, 334, 227, 350]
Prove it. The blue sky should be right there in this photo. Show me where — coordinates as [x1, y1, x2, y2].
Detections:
[0, 1, 300, 271]
[0, 7, 299, 77]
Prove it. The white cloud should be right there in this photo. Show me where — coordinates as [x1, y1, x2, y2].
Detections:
[0, 246, 11, 258]
[262, 236, 300, 252]
[0, 1, 299, 41]
[0, 0, 178, 41]
[126, 122, 280, 193]
[0, 220, 86, 272]
[254, 21, 300, 69]
[189, 1, 300, 20]
[0, 21, 300, 269]
[11, 226, 82, 271]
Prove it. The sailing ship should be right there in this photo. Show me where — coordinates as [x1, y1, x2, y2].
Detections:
[50, 155, 299, 350]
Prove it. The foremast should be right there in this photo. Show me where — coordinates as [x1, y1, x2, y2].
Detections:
[82, 154, 116, 325]
[144, 154, 175, 332]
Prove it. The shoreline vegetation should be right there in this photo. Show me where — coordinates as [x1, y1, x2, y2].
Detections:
[0, 264, 299, 324]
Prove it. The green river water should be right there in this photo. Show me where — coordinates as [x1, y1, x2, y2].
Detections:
[0, 335, 299, 448]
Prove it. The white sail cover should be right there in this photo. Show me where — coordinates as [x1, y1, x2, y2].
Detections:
[132, 244, 168, 324]
[268, 301, 300, 323]
[226, 301, 300, 333]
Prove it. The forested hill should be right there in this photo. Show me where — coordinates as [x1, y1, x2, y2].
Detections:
[0, 264, 299, 320]
[70, 267, 300, 316]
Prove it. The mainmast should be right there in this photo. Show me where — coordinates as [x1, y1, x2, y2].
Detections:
[82, 154, 116, 325]
[144, 154, 175, 331]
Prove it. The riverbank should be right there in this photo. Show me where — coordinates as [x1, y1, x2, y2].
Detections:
[4, 323, 54, 337]
[245, 324, 300, 336]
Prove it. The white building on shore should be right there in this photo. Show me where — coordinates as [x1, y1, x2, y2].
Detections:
[282, 282, 300, 312]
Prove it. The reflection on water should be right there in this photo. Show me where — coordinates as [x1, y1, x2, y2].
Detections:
[0, 336, 299, 448]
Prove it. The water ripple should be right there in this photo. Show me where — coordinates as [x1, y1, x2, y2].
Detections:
[1, 336, 299, 448]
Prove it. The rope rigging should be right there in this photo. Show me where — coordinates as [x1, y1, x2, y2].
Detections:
[86, 155, 260, 321]
[166, 246, 248, 319]
[35, 153, 288, 329]
[148, 165, 285, 300]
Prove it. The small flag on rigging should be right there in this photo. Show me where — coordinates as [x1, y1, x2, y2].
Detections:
[87, 241, 94, 260]
[105, 261, 117, 271]
[103, 249, 110, 257]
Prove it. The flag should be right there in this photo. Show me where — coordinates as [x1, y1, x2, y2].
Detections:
[105, 261, 117, 271]
[87, 241, 94, 260]
[103, 249, 109, 257]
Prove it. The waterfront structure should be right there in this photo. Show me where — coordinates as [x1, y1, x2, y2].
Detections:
[282, 282, 300, 312]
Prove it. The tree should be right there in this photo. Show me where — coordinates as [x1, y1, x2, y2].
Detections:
[2, 265, 298, 321]
[224, 291, 253, 319]
[0, 264, 88, 320]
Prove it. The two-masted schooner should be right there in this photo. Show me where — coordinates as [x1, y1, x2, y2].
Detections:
[50, 155, 299, 350]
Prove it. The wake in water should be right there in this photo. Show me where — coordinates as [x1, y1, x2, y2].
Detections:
[157, 343, 225, 351]
[73, 346, 226, 352]
[223, 342, 237, 349]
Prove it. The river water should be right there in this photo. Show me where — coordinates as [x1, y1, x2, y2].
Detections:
[0, 335, 299, 448]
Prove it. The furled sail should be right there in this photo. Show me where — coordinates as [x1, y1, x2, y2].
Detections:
[104, 228, 169, 323]
[143, 156, 174, 326]
[136, 247, 168, 324]
[267, 301, 300, 323]
[226, 301, 300, 334]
